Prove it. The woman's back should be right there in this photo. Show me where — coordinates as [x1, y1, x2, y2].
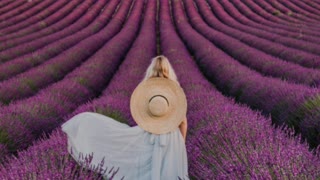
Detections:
[61, 55, 189, 179]
[62, 112, 188, 179]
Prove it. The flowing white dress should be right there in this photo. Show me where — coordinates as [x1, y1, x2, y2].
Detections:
[61, 112, 189, 180]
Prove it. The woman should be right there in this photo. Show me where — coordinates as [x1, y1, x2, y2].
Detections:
[61, 55, 189, 179]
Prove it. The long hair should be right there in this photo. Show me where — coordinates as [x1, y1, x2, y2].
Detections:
[143, 55, 180, 85]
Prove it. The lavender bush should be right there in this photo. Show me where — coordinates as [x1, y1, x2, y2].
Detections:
[0, 0, 130, 104]
[298, 0, 320, 15]
[208, 0, 320, 55]
[0, 1, 15, 9]
[0, 0, 143, 157]
[0, 0, 58, 30]
[0, 0, 42, 23]
[66, 0, 157, 125]
[0, 0, 75, 39]
[0, 0, 94, 52]
[229, 0, 320, 32]
[193, 0, 320, 69]
[239, 0, 319, 26]
[162, 0, 320, 178]
[173, 0, 320, 148]
[264, 0, 320, 22]
[183, 0, 320, 87]
[0, 129, 119, 179]
[0, 1, 24, 15]
[0, 0, 155, 177]
[0, 0, 90, 56]
[0, 0, 119, 81]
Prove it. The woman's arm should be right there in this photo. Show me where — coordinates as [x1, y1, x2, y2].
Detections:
[179, 117, 188, 142]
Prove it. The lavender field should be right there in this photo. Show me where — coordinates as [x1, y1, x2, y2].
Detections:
[0, 0, 320, 179]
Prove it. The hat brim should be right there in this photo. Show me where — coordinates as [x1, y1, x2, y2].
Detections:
[130, 78, 187, 134]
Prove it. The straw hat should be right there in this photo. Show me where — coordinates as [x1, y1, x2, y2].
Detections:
[130, 77, 187, 134]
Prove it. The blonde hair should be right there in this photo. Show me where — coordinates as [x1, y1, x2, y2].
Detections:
[143, 55, 179, 85]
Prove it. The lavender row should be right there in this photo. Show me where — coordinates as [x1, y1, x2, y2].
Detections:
[66, 0, 157, 125]
[0, 1, 94, 51]
[0, 1, 105, 62]
[271, 0, 320, 21]
[234, 0, 320, 31]
[304, 0, 320, 8]
[0, 0, 39, 22]
[213, 0, 320, 45]
[0, 0, 59, 30]
[0, 0, 143, 157]
[0, 0, 14, 10]
[291, 0, 320, 17]
[268, 0, 320, 22]
[0, 0, 119, 82]
[0, 0, 82, 41]
[299, 0, 320, 15]
[208, 0, 320, 56]
[184, 0, 320, 87]
[174, 0, 320, 148]
[0, 0, 155, 177]
[0, 1, 96, 59]
[194, 1, 320, 70]
[258, 1, 319, 23]
[248, 0, 320, 25]
[243, 0, 320, 31]
[0, 130, 117, 179]
[0, 0, 127, 104]
[221, 0, 320, 40]
[0, 0, 25, 15]
[166, 0, 320, 178]
[260, 0, 320, 23]
[223, 0, 320, 38]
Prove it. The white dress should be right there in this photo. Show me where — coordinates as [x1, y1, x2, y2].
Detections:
[61, 112, 189, 180]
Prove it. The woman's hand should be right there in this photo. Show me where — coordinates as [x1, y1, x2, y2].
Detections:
[179, 117, 187, 143]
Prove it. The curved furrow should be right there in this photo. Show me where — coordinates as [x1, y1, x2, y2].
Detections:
[0, 0, 156, 179]
[310, 0, 320, 5]
[0, 0, 61, 30]
[0, 0, 119, 82]
[253, 0, 320, 24]
[0, 0, 69, 34]
[0, 1, 27, 18]
[277, 0, 320, 17]
[0, 0, 82, 41]
[227, 0, 320, 36]
[0, 0, 104, 63]
[299, 0, 320, 15]
[237, 0, 320, 31]
[215, 0, 320, 45]
[0, 0, 15, 9]
[65, 0, 157, 126]
[0, 0, 129, 105]
[272, 0, 320, 21]
[168, 0, 320, 178]
[194, 0, 320, 69]
[284, 0, 320, 19]
[0, 0, 104, 52]
[174, 0, 320, 148]
[208, 0, 320, 56]
[0, 129, 114, 179]
[0, 0, 143, 158]
[184, 0, 320, 87]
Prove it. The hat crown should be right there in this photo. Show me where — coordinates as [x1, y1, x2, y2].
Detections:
[148, 95, 169, 117]
[130, 78, 187, 134]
